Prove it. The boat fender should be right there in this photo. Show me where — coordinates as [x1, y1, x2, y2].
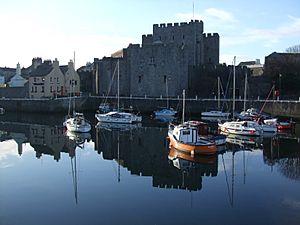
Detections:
[190, 150, 194, 157]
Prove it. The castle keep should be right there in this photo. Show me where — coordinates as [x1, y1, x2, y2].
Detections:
[94, 20, 219, 97]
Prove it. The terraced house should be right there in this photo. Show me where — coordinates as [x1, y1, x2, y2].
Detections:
[28, 58, 80, 99]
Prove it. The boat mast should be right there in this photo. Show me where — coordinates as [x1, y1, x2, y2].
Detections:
[232, 56, 236, 118]
[243, 70, 248, 112]
[70, 52, 76, 115]
[166, 78, 169, 109]
[117, 59, 120, 112]
[182, 89, 185, 124]
[217, 76, 220, 110]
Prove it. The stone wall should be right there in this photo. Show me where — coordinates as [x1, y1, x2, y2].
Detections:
[0, 97, 300, 118]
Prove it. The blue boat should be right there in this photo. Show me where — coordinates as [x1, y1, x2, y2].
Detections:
[154, 108, 177, 117]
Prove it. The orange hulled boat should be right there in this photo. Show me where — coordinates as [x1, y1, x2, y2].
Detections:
[168, 122, 217, 156]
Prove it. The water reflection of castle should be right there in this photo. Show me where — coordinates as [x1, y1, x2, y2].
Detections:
[94, 127, 218, 192]
[0, 122, 90, 161]
[262, 135, 300, 180]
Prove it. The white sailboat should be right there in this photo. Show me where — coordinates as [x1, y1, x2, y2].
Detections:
[201, 77, 230, 118]
[95, 59, 142, 124]
[154, 78, 177, 117]
[63, 59, 91, 133]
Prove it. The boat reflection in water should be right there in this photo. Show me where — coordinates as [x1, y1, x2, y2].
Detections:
[153, 115, 176, 123]
[64, 129, 91, 146]
[224, 133, 264, 151]
[167, 146, 218, 191]
[0, 120, 90, 161]
[95, 121, 142, 132]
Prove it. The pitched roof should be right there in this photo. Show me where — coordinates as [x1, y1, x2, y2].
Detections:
[30, 63, 53, 77]
[59, 65, 68, 75]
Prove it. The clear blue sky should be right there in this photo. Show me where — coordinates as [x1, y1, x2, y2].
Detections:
[0, 0, 299, 68]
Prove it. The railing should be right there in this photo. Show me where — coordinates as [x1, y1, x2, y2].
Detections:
[89, 94, 300, 103]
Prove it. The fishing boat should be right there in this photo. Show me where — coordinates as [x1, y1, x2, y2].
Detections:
[185, 120, 226, 146]
[95, 59, 142, 124]
[168, 90, 217, 156]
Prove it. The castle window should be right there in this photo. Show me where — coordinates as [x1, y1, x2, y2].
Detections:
[138, 76, 142, 83]
[172, 36, 174, 40]
[150, 57, 154, 64]
[159, 36, 161, 41]
[164, 75, 167, 83]
[182, 35, 185, 39]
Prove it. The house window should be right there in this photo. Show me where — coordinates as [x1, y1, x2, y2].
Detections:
[42, 86, 44, 93]
[34, 77, 37, 82]
[34, 87, 37, 93]
[31, 86, 34, 93]
[57, 86, 59, 92]
[50, 86, 53, 93]
[50, 77, 52, 82]
[75, 80, 77, 85]
[57, 77, 59, 83]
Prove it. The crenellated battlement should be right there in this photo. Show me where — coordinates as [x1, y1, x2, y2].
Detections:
[142, 34, 153, 38]
[153, 20, 203, 29]
[203, 33, 219, 38]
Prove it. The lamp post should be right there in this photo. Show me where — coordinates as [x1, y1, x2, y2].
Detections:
[279, 74, 282, 98]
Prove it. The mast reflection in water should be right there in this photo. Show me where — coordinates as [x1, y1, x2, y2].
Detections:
[0, 113, 300, 225]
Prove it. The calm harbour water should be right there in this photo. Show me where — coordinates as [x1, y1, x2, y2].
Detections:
[0, 113, 300, 225]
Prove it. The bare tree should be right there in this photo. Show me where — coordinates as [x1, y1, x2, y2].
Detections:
[285, 44, 300, 53]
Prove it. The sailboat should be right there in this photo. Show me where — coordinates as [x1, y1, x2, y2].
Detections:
[63, 60, 91, 133]
[95, 59, 142, 124]
[153, 78, 177, 117]
[168, 90, 217, 156]
[201, 76, 230, 119]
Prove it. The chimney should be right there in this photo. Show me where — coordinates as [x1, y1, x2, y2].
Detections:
[53, 58, 59, 68]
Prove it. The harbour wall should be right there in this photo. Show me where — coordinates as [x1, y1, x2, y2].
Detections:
[0, 96, 300, 119]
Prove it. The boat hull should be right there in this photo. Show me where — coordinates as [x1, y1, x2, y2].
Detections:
[168, 132, 217, 155]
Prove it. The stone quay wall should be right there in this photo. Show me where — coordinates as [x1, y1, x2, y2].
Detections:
[0, 96, 300, 118]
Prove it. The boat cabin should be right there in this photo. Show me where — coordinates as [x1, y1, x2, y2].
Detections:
[173, 125, 198, 144]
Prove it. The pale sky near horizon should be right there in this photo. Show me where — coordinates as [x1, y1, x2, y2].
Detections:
[0, 0, 299, 69]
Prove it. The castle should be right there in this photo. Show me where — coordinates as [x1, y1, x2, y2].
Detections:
[93, 20, 219, 97]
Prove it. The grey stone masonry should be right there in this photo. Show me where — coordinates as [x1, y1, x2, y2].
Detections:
[94, 20, 219, 97]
